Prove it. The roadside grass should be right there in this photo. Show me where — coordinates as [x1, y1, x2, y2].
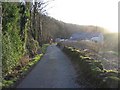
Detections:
[57, 32, 119, 87]
[61, 34, 118, 71]
[62, 40, 100, 53]
[2, 54, 43, 88]
[2, 44, 49, 88]
[60, 45, 120, 88]
[41, 44, 49, 54]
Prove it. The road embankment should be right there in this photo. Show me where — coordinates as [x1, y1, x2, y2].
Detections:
[57, 43, 120, 88]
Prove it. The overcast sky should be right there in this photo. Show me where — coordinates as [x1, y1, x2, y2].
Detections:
[47, 0, 119, 32]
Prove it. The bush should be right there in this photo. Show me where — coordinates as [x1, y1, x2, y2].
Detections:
[41, 44, 49, 54]
[26, 38, 40, 57]
[2, 32, 23, 76]
[2, 2, 24, 77]
[2, 54, 43, 88]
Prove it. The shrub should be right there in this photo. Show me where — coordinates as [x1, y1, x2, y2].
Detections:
[26, 38, 40, 57]
[2, 32, 23, 76]
[41, 44, 49, 54]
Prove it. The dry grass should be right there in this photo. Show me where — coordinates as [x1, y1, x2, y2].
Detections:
[62, 40, 101, 53]
[19, 55, 30, 67]
[61, 38, 118, 71]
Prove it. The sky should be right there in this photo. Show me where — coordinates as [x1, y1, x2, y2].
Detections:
[47, 0, 119, 32]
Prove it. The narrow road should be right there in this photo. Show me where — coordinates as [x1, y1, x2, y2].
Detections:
[17, 44, 84, 88]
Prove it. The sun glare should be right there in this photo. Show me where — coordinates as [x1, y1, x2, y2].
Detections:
[47, 0, 118, 33]
[108, 29, 118, 33]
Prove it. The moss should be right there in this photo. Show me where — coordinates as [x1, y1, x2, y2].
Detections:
[57, 42, 62, 47]
[2, 54, 43, 88]
[102, 76, 120, 88]
[61, 45, 120, 88]
[41, 44, 49, 54]
[81, 56, 91, 60]
[105, 70, 118, 77]
[91, 67, 102, 75]
[108, 76, 120, 81]
[2, 79, 15, 88]
[70, 50, 80, 59]
[93, 61, 103, 70]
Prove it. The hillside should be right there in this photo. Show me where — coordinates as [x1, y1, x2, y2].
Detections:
[41, 15, 108, 40]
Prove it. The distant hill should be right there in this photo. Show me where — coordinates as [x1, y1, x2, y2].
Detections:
[42, 15, 108, 41]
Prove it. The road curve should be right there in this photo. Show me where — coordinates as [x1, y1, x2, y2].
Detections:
[17, 44, 83, 88]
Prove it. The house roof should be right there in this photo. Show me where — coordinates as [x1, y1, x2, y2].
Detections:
[70, 32, 102, 40]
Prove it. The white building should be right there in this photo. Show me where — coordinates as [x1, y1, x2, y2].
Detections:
[70, 32, 104, 43]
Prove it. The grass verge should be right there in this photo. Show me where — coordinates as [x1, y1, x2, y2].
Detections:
[2, 54, 43, 88]
[57, 43, 120, 88]
[2, 44, 49, 88]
